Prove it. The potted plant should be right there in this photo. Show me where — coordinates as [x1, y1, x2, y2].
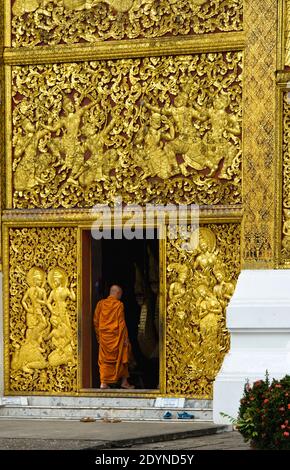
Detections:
[221, 372, 290, 450]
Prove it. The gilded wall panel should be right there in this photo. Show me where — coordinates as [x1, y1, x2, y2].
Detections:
[7, 227, 78, 394]
[282, 92, 290, 259]
[285, 0, 290, 67]
[11, 0, 243, 48]
[166, 223, 240, 398]
[11, 53, 242, 209]
[242, 0, 278, 266]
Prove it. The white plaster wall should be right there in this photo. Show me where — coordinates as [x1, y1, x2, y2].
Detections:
[213, 270, 290, 424]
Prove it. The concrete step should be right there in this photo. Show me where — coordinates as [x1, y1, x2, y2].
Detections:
[0, 397, 213, 421]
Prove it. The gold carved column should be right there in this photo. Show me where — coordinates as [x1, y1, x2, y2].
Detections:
[242, 0, 278, 268]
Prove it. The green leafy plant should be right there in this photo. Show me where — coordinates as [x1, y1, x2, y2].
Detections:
[221, 372, 290, 450]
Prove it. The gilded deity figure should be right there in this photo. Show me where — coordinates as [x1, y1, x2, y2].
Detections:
[14, 119, 48, 191]
[168, 263, 189, 320]
[42, 95, 95, 183]
[193, 228, 218, 274]
[196, 284, 223, 343]
[47, 267, 76, 366]
[47, 267, 75, 328]
[78, 117, 118, 187]
[203, 94, 240, 179]
[11, 267, 48, 373]
[213, 265, 235, 308]
[136, 112, 176, 179]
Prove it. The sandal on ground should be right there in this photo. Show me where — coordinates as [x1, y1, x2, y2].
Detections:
[100, 384, 111, 389]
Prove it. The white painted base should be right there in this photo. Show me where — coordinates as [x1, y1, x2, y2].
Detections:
[0, 272, 3, 404]
[213, 270, 290, 424]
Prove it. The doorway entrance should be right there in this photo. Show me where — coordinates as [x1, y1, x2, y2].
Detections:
[81, 231, 160, 391]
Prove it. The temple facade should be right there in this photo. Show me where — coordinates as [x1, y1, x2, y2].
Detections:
[0, 1, 289, 420]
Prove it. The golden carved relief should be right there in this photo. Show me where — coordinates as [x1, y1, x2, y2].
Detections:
[11, 53, 242, 208]
[11, 0, 243, 47]
[8, 227, 78, 393]
[286, 0, 290, 66]
[166, 224, 240, 398]
[282, 92, 290, 259]
[242, 0, 277, 266]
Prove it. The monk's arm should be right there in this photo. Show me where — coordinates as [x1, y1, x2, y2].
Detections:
[93, 301, 101, 342]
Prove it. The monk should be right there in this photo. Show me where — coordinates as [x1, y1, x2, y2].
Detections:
[93, 285, 134, 389]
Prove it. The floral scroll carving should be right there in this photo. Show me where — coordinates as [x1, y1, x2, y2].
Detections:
[11, 0, 243, 47]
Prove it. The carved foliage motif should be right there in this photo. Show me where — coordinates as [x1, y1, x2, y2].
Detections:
[282, 92, 290, 258]
[166, 223, 240, 397]
[8, 227, 78, 393]
[12, 53, 242, 209]
[11, 0, 243, 47]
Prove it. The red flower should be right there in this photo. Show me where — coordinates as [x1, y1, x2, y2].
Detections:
[281, 424, 286, 429]
[283, 432, 289, 437]
[250, 397, 255, 401]
[287, 404, 290, 410]
[275, 384, 282, 388]
[279, 407, 285, 412]
[264, 399, 269, 404]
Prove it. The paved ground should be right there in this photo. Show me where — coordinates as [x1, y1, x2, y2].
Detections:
[119, 432, 250, 450]
[0, 419, 249, 450]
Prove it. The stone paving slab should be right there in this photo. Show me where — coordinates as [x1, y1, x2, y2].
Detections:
[0, 419, 229, 450]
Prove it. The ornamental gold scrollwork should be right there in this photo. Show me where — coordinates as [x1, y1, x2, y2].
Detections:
[12, 53, 242, 209]
[286, 0, 290, 67]
[166, 224, 240, 398]
[11, 0, 243, 47]
[8, 227, 77, 393]
[282, 92, 290, 260]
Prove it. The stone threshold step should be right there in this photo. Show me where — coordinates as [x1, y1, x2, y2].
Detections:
[0, 405, 212, 411]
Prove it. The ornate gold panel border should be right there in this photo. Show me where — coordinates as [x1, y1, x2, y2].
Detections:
[3, 210, 241, 397]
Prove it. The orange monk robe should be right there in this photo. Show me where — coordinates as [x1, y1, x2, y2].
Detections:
[93, 296, 131, 384]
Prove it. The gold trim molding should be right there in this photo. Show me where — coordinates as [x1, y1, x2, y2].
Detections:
[4, 32, 246, 65]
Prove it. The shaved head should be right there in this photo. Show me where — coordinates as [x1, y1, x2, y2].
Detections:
[109, 285, 123, 299]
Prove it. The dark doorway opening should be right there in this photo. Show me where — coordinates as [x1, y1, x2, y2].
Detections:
[82, 231, 160, 390]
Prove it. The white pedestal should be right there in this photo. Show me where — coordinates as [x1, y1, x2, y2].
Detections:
[0, 272, 3, 404]
[213, 270, 290, 424]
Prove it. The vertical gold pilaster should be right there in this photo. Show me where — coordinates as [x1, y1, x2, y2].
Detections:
[242, 0, 278, 268]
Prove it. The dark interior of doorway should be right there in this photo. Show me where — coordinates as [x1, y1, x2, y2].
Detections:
[91, 233, 160, 390]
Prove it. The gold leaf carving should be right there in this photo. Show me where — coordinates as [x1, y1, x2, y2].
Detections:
[12, 53, 242, 208]
[11, 0, 243, 47]
[166, 223, 240, 398]
[8, 227, 78, 393]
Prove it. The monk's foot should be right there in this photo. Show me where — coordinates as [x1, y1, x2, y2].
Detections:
[100, 383, 110, 389]
[121, 381, 135, 389]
